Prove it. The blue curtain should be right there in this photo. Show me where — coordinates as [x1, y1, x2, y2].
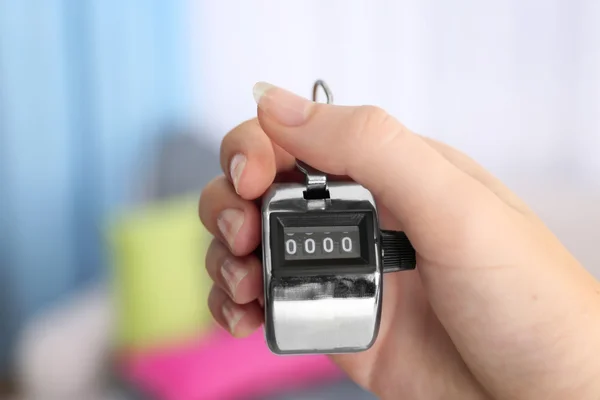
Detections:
[0, 1, 191, 371]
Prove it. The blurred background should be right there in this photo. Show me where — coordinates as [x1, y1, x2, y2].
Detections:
[1, 1, 600, 399]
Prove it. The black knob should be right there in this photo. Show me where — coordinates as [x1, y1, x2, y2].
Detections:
[381, 230, 416, 273]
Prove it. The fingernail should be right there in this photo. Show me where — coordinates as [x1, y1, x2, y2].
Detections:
[229, 153, 246, 194]
[221, 259, 248, 297]
[252, 81, 313, 126]
[222, 301, 245, 333]
[217, 209, 245, 249]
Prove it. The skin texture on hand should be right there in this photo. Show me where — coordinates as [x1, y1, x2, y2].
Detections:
[198, 82, 600, 400]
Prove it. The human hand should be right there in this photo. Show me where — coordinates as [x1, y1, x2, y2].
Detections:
[198, 82, 600, 399]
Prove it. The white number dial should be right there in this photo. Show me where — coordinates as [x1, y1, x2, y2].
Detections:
[285, 239, 297, 255]
[304, 238, 316, 254]
[323, 237, 334, 253]
[341, 236, 353, 252]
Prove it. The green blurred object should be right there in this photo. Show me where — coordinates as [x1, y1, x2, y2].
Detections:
[110, 196, 213, 351]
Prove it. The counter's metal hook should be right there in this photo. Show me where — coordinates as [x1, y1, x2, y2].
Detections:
[312, 79, 333, 104]
[296, 80, 334, 197]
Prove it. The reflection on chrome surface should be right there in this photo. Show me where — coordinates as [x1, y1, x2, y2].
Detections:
[269, 274, 380, 353]
[272, 275, 376, 301]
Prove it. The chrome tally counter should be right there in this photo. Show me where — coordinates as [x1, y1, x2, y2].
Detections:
[261, 81, 416, 355]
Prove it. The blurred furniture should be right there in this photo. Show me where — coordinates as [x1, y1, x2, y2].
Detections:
[260, 380, 376, 400]
[14, 129, 223, 399]
[14, 285, 113, 400]
[110, 196, 214, 352]
[0, 1, 191, 374]
[120, 327, 343, 400]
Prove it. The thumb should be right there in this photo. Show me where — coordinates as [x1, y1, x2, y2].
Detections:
[253, 82, 514, 261]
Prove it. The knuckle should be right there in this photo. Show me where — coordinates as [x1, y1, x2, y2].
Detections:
[220, 118, 260, 165]
[205, 174, 228, 192]
[207, 285, 222, 310]
[205, 239, 224, 270]
[222, 118, 259, 145]
[198, 175, 228, 222]
[221, 119, 259, 151]
[344, 105, 406, 169]
[198, 176, 216, 208]
[347, 105, 399, 144]
[353, 105, 389, 125]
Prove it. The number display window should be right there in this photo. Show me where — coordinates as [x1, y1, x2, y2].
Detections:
[269, 211, 376, 273]
[283, 226, 360, 260]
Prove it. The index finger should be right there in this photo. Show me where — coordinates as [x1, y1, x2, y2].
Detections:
[220, 118, 296, 200]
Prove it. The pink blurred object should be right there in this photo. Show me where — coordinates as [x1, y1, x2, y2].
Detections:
[120, 327, 344, 400]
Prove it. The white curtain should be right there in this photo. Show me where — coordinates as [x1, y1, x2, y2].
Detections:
[188, 0, 600, 186]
